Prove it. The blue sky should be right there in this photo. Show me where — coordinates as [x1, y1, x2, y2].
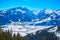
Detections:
[0, 0, 60, 10]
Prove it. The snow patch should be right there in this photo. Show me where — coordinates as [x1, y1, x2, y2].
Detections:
[45, 9, 53, 14]
[48, 26, 57, 32]
[35, 17, 51, 24]
[54, 10, 60, 15]
[16, 9, 26, 13]
[33, 10, 40, 15]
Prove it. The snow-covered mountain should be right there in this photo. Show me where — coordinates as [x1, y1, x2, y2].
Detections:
[0, 7, 60, 26]
[37, 9, 60, 26]
[0, 7, 36, 25]
[0, 7, 60, 37]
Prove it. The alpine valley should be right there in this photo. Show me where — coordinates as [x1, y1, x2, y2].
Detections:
[0, 7, 60, 38]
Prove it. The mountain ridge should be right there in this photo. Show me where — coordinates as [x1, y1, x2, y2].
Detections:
[0, 7, 60, 26]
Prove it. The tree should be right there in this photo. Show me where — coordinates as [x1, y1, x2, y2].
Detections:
[57, 25, 60, 31]
[3, 29, 13, 40]
[0, 22, 2, 34]
[16, 33, 21, 40]
[12, 33, 17, 40]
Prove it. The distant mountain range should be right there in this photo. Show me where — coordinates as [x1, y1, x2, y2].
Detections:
[0, 7, 60, 26]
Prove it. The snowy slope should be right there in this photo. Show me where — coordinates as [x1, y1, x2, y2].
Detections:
[2, 22, 52, 37]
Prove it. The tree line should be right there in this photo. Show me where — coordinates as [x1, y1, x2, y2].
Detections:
[0, 27, 29, 40]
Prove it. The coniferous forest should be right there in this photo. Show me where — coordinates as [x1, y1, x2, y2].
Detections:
[0, 26, 28, 40]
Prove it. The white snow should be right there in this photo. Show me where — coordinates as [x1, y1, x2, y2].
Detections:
[16, 9, 26, 13]
[35, 17, 51, 24]
[54, 10, 60, 15]
[45, 9, 53, 14]
[55, 32, 60, 37]
[51, 13, 57, 19]
[48, 26, 57, 32]
[2, 22, 52, 37]
[33, 10, 40, 15]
